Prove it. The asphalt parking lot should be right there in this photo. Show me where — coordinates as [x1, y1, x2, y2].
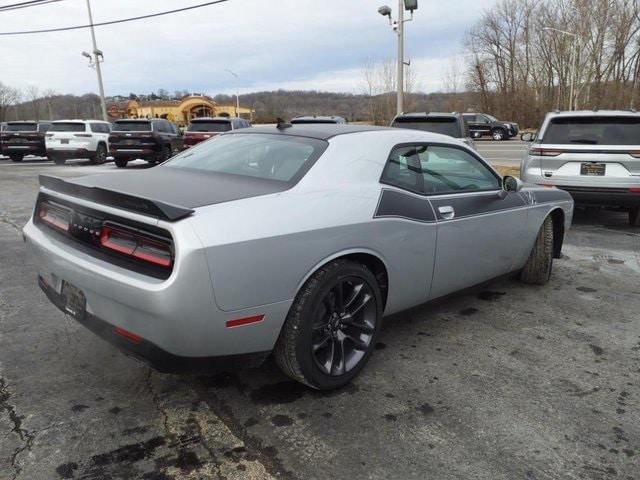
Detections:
[1, 143, 639, 480]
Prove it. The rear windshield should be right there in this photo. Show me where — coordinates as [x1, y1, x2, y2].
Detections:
[113, 121, 152, 132]
[49, 122, 86, 132]
[187, 121, 231, 132]
[166, 133, 327, 183]
[6, 123, 37, 132]
[392, 117, 461, 137]
[542, 116, 640, 145]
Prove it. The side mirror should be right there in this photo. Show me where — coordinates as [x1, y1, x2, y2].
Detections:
[521, 131, 536, 142]
[503, 175, 523, 193]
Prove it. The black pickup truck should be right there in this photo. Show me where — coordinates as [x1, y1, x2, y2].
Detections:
[462, 113, 519, 141]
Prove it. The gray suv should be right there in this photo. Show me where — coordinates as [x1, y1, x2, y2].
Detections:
[390, 112, 475, 149]
[521, 110, 640, 226]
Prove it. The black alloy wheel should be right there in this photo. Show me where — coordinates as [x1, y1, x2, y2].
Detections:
[311, 277, 377, 376]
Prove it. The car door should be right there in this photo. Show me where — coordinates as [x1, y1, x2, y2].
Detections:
[377, 144, 438, 310]
[418, 144, 528, 300]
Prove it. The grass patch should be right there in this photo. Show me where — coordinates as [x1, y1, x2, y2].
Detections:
[494, 165, 520, 178]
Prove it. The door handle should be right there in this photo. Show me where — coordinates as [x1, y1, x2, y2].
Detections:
[438, 205, 455, 219]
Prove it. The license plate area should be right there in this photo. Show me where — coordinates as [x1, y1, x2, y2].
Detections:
[580, 163, 605, 176]
[61, 280, 86, 320]
[61, 139, 69, 144]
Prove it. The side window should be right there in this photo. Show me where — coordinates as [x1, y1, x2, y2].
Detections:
[381, 146, 424, 194]
[418, 146, 500, 194]
[157, 122, 167, 133]
[90, 123, 101, 133]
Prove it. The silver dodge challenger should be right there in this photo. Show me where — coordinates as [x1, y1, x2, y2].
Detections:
[24, 124, 574, 389]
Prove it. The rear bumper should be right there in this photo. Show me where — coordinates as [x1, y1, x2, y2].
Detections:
[556, 186, 640, 207]
[38, 276, 269, 373]
[1, 144, 44, 155]
[46, 148, 91, 158]
[110, 147, 157, 160]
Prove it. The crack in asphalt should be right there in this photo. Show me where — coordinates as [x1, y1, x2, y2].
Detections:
[0, 377, 35, 480]
[0, 216, 23, 234]
[145, 369, 171, 439]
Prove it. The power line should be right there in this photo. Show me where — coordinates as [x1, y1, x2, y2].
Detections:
[0, 0, 63, 12]
[0, 0, 229, 35]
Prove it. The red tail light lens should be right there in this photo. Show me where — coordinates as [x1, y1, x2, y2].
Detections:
[530, 148, 563, 157]
[100, 224, 173, 268]
[628, 151, 640, 158]
[37, 202, 71, 232]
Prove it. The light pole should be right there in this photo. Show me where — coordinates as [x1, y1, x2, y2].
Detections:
[83, 0, 107, 121]
[543, 26, 578, 111]
[378, 0, 417, 116]
[225, 69, 240, 118]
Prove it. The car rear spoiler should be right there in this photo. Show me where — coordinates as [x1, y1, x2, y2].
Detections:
[39, 175, 194, 222]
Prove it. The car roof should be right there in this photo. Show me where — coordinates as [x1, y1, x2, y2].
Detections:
[546, 109, 640, 118]
[7, 120, 38, 124]
[394, 112, 459, 119]
[291, 115, 346, 122]
[225, 124, 389, 140]
[190, 117, 235, 122]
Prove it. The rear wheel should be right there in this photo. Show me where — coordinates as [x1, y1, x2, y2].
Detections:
[274, 259, 383, 390]
[53, 156, 66, 165]
[520, 216, 554, 285]
[10, 155, 23, 162]
[161, 145, 172, 162]
[114, 158, 128, 168]
[91, 144, 107, 165]
[629, 206, 640, 227]
[491, 128, 506, 141]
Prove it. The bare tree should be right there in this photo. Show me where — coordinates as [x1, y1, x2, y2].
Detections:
[0, 82, 20, 122]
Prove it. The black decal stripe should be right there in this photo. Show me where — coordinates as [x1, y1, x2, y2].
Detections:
[429, 192, 527, 220]
[374, 189, 436, 223]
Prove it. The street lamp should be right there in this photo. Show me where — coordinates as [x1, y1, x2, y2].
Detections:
[378, 0, 417, 116]
[543, 26, 578, 111]
[225, 69, 240, 118]
[83, 0, 107, 121]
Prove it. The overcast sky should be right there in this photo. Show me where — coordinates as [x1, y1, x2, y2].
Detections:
[0, 0, 495, 97]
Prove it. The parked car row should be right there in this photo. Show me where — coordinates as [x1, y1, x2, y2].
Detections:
[0, 116, 251, 166]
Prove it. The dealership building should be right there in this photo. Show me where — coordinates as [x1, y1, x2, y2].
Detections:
[107, 94, 254, 125]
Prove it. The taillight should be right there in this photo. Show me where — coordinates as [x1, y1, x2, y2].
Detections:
[37, 202, 71, 232]
[628, 151, 640, 158]
[74, 133, 92, 137]
[530, 148, 563, 157]
[629, 187, 640, 193]
[100, 224, 173, 268]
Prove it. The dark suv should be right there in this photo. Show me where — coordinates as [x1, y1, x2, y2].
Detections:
[109, 118, 183, 168]
[0, 121, 51, 161]
[183, 117, 250, 149]
[462, 113, 519, 141]
[390, 112, 475, 149]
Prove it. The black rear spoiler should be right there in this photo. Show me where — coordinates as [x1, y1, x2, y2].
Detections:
[39, 175, 194, 222]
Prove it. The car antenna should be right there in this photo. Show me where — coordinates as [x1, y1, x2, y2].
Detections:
[276, 118, 292, 130]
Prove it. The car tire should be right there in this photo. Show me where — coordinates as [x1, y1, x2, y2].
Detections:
[91, 144, 107, 165]
[491, 128, 506, 141]
[10, 155, 23, 162]
[114, 158, 128, 168]
[162, 145, 172, 162]
[53, 156, 66, 165]
[274, 259, 383, 390]
[520, 215, 554, 285]
[629, 206, 640, 227]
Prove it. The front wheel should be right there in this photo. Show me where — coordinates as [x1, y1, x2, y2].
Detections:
[274, 260, 383, 390]
[492, 128, 506, 141]
[520, 216, 554, 285]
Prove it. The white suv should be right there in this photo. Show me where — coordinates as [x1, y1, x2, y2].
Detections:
[521, 110, 640, 226]
[45, 120, 111, 165]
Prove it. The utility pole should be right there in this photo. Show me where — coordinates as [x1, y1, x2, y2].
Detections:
[396, 0, 404, 115]
[225, 69, 240, 118]
[85, 0, 107, 121]
[378, 1, 417, 116]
